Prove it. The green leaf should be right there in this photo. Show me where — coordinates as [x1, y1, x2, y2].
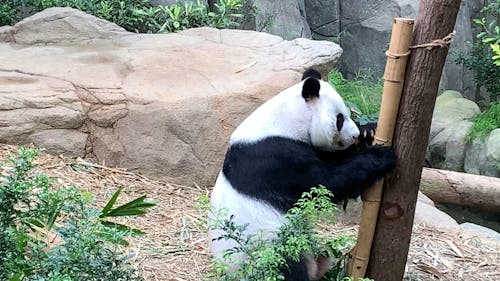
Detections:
[9, 273, 23, 281]
[104, 195, 156, 217]
[100, 188, 123, 218]
[46, 203, 63, 230]
[473, 18, 484, 24]
[102, 220, 145, 236]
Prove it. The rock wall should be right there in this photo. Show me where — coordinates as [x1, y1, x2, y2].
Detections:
[0, 8, 342, 186]
[244, 0, 479, 98]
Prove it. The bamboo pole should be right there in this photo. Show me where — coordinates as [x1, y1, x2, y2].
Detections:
[347, 18, 414, 279]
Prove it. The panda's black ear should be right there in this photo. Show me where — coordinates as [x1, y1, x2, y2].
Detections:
[302, 77, 320, 101]
[301, 69, 322, 81]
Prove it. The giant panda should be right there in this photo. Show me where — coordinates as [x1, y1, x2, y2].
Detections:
[209, 69, 396, 280]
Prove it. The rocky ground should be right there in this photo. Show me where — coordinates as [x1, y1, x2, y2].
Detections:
[1, 144, 497, 281]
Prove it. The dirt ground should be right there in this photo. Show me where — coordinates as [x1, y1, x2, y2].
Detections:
[1, 144, 498, 281]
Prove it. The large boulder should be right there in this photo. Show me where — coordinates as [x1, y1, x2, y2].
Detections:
[464, 130, 500, 177]
[304, 0, 340, 40]
[336, 0, 419, 79]
[426, 91, 480, 171]
[0, 7, 342, 186]
[302, 0, 477, 96]
[484, 129, 500, 177]
[242, 0, 311, 39]
[9, 7, 129, 44]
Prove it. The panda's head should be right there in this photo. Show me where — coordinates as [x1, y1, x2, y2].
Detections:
[301, 70, 360, 152]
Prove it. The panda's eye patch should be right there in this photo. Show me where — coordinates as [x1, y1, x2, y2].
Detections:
[336, 114, 344, 131]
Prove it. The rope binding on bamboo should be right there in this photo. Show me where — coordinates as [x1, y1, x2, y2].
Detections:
[384, 32, 455, 59]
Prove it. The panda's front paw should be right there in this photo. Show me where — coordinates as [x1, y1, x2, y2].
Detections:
[362, 145, 397, 174]
[358, 122, 377, 148]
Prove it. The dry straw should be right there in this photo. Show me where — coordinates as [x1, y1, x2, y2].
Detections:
[1, 143, 497, 281]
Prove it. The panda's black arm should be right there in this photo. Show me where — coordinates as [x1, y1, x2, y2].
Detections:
[322, 145, 396, 201]
[223, 137, 395, 212]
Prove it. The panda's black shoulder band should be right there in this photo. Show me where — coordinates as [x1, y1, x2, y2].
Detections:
[301, 69, 322, 80]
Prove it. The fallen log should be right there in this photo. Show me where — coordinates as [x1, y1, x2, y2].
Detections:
[420, 168, 500, 212]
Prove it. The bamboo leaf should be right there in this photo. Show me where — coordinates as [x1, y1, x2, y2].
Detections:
[100, 188, 123, 218]
[105, 195, 156, 217]
[101, 221, 145, 235]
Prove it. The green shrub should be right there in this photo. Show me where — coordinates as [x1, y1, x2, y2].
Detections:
[0, 146, 155, 281]
[467, 101, 500, 141]
[133, 0, 244, 33]
[204, 186, 357, 281]
[0, 2, 17, 26]
[0, 0, 248, 34]
[455, 0, 500, 103]
[328, 70, 382, 125]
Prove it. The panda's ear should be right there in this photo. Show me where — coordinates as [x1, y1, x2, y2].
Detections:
[302, 77, 320, 102]
[302, 69, 322, 80]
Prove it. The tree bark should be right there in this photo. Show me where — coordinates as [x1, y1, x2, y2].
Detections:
[420, 168, 500, 212]
[365, 1, 462, 280]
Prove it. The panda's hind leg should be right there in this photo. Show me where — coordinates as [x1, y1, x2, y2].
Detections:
[282, 257, 310, 281]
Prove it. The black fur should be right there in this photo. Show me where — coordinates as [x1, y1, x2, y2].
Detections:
[302, 78, 320, 101]
[358, 122, 377, 148]
[222, 136, 396, 213]
[282, 258, 310, 281]
[336, 113, 344, 132]
[302, 69, 322, 80]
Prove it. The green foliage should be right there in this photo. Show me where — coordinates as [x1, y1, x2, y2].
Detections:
[0, 146, 155, 281]
[205, 186, 357, 281]
[467, 101, 500, 141]
[455, 0, 500, 101]
[133, 0, 244, 33]
[0, 2, 17, 26]
[0, 0, 247, 34]
[328, 70, 382, 125]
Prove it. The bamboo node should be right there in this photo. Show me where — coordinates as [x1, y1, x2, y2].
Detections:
[410, 32, 455, 50]
[374, 136, 391, 146]
[385, 50, 411, 59]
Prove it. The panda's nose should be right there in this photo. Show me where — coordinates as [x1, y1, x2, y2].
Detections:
[353, 136, 360, 144]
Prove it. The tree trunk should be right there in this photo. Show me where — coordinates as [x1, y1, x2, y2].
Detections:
[420, 168, 500, 212]
[365, 1, 462, 280]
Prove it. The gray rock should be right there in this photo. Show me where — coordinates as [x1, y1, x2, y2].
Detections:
[29, 129, 88, 157]
[0, 9, 342, 186]
[0, 26, 13, 43]
[431, 91, 480, 126]
[484, 129, 500, 177]
[464, 138, 487, 174]
[303, 0, 476, 95]
[414, 200, 460, 231]
[417, 191, 435, 206]
[442, 0, 475, 100]
[427, 91, 481, 171]
[305, 0, 340, 40]
[244, 0, 311, 39]
[12, 7, 129, 44]
[337, 0, 418, 79]
[427, 120, 472, 171]
[460, 222, 500, 241]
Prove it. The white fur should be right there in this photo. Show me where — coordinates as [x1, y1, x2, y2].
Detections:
[230, 79, 359, 151]
[209, 172, 284, 259]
